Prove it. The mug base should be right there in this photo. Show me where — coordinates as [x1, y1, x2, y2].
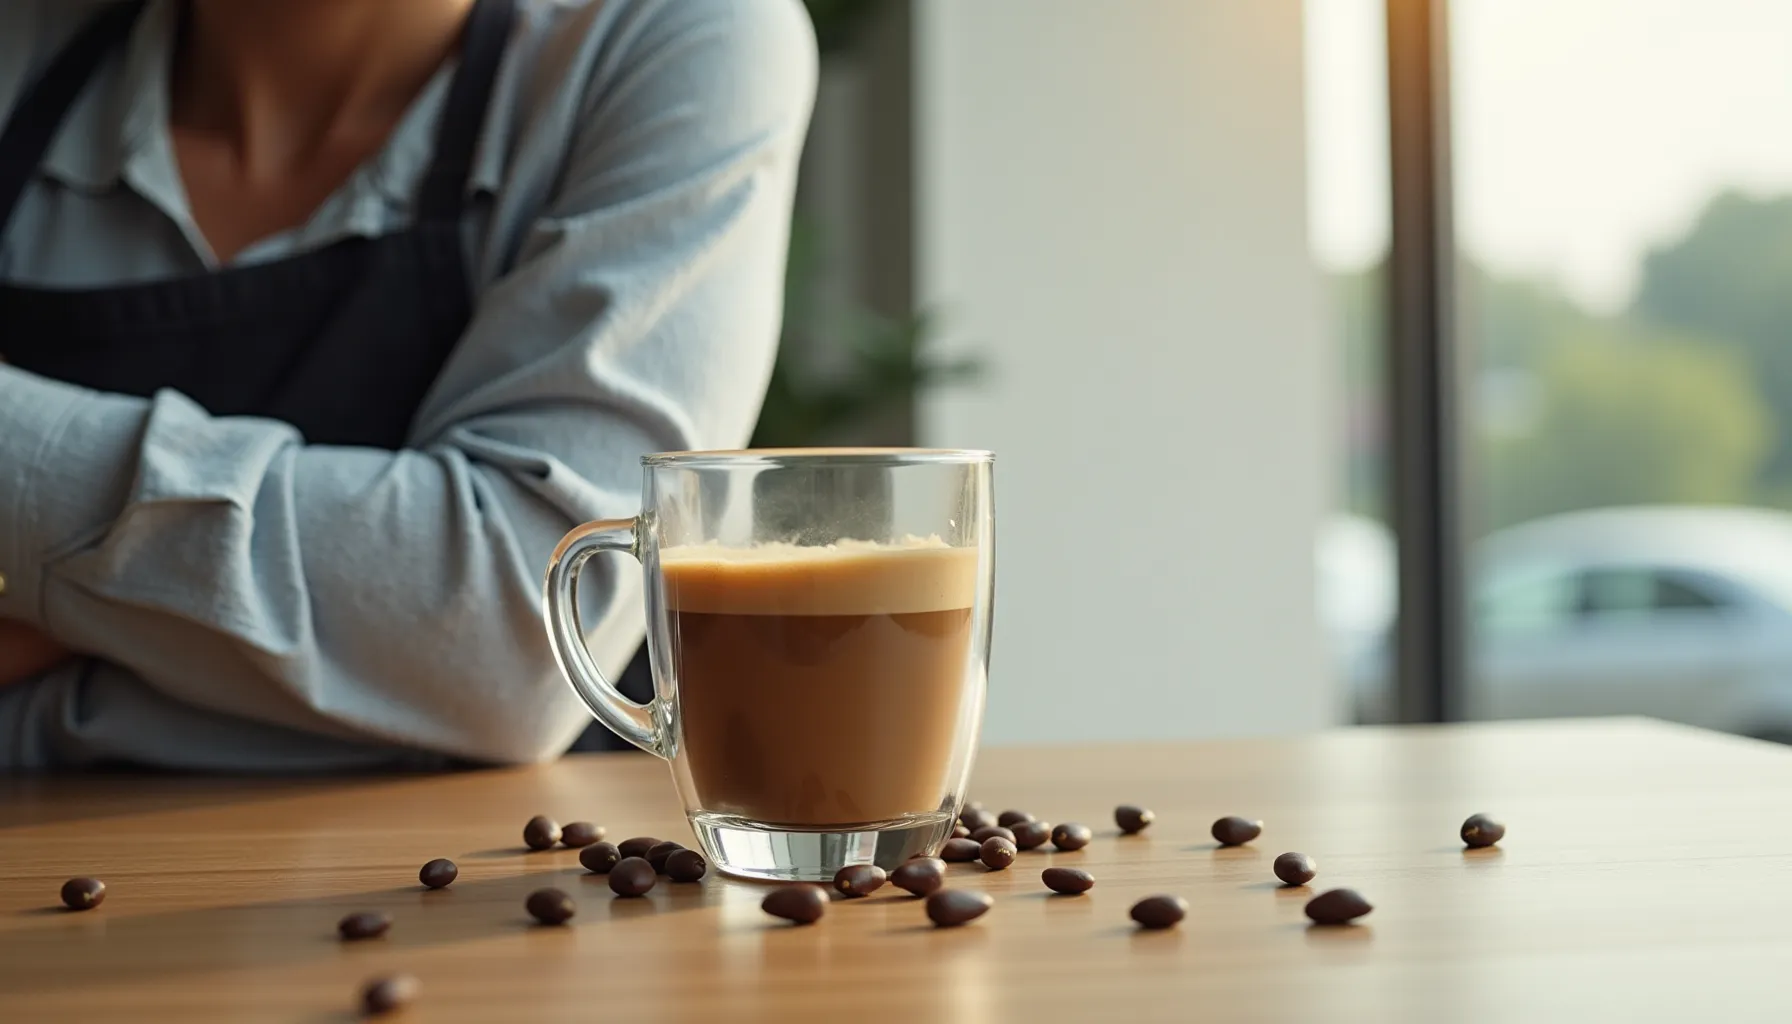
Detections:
[690, 811, 956, 883]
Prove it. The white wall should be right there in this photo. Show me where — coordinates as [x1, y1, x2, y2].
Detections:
[914, 0, 1338, 744]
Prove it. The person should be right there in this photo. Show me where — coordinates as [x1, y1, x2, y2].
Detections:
[0, 0, 817, 770]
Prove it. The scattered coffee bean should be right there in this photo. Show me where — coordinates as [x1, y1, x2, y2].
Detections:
[970, 825, 1016, 845]
[1011, 820, 1052, 851]
[59, 877, 105, 911]
[1041, 867, 1095, 894]
[337, 911, 391, 940]
[1273, 852, 1318, 887]
[950, 823, 972, 839]
[833, 863, 888, 898]
[560, 821, 604, 848]
[979, 836, 1018, 870]
[665, 848, 708, 883]
[1115, 804, 1155, 835]
[608, 856, 657, 897]
[1461, 813, 1506, 849]
[890, 857, 947, 897]
[1051, 822, 1093, 851]
[361, 974, 419, 1016]
[960, 807, 998, 833]
[523, 815, 561, 851]
[762, 884, 828, 925]
[1211, 816, 1263, 846]
[925, 888, 994, 927]
[1305, 887, 1372, 925]
[997, 809, 1034, 828]
[647, 841, 685, 873]
[941, 837, 983, 862]
[617, 836, 659, 860]
[579, 842, 622, 874]
[1130, 895, 1188, 930]
[418, 858, 458, 889]
[526, 887, 576, 925]
[964, 800, 985, 812]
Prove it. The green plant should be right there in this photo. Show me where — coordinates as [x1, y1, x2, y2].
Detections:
[753, 0, 984, 448]
[753, 220, 982, 447]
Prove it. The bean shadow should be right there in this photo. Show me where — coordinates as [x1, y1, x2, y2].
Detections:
[460, 846, 545, 860]
[1301, 922, 1375, 944]
[1187, 844, 1263, 859]
[0, 864, 723, 998]
[1240, 881, 1310, 895]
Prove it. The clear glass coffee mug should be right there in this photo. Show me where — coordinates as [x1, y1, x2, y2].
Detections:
[544, 449, 994, 882]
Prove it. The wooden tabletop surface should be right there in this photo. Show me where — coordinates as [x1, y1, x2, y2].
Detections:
[3, 718, 1790, 1023]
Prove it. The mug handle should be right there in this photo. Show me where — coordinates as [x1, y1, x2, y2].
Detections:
[543, 518, 663, 757]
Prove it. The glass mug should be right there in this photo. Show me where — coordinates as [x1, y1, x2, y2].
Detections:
[544, 448, 995, 881]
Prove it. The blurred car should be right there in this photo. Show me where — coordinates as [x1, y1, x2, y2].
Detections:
[1322, 507, 1792, 741]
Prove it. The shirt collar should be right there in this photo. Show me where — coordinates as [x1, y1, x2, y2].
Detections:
[39, 0, 177, 194]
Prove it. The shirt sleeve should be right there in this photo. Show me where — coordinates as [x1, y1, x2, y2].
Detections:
[0, 0, 818, 765]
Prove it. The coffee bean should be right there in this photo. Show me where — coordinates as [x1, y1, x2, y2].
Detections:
[608, 856, 657, 897]
[970, 825, 1016, 845]
[762, 884, 828, 925]
[1011, 819, 1052, 851]
[617, 836, 659, 860]
[997, 809, 1034, 828]
[925, 888, 993, 927]
[1305, 887, 1372, 925]
[890, 857, 947, 897]
[1273, 851, 1317, 886]
[941, 837, 983, 862]
[525, 887, 576, 925]
[1461, 813, 1506, 849]
[1211, 816, 1263, 846]
[418, 858, 458, 889]
[1115, 804, 1155, 835]
[960, 807, 998, 832]
[1129, 895, 1188, 930]
[59, 877, 104, 911]
[523, 815, 561, 851]
[979, 836, 1018, 870]
[1041, 867, 1095, 894]
[665, 849, 708, 883]
[1051, 822, 1093, 851]
[560, 821, 604, 848]
[833, 863, 887, 897]
[646, 841, 685, 873]
[361, 974, 419, 1016]
[337, 911, 391, 940]
[950, 823, 972, 839]
[579, 842, 621, 874]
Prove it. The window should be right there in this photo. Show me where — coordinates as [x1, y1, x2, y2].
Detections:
[1451, 0, 1789, 730]
[1578, 569, 1727, 619]
[1478, 571, 1576, 634]
[1651, 573, 1727, 612]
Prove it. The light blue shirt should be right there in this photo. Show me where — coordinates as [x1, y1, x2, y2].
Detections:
[0, 0, 817, 769]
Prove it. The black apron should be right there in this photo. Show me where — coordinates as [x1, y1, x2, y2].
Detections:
[0, 0, 513, 447]
[0, 0, 648, 753]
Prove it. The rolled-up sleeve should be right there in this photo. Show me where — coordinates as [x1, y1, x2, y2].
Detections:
[0, 0, 818, 766]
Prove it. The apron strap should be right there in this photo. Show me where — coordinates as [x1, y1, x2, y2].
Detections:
[0, 1, 146, 240]
[415, 0, 517, 223]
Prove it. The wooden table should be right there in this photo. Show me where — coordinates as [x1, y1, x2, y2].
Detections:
[3, 718, 1790, 1022]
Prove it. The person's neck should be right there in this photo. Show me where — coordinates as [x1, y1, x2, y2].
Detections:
[171, 0, 477, 180]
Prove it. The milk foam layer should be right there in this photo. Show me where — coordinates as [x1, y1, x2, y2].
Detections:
[660, 538, 979, 616]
